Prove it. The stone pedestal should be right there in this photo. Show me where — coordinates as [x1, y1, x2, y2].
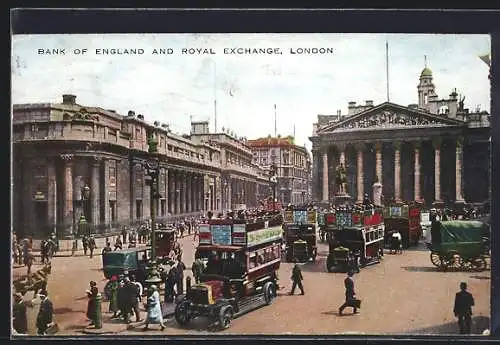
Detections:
[333, 193, 352, 206]
[373, 182, 383, 207]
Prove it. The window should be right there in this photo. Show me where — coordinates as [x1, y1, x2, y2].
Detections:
[248, 252, 257, 269]
[109, 201, 117, 222]
[161, 199, 166, 217]
[136, 200, 143, 219]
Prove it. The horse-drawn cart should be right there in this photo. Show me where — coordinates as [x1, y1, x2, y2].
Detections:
[426, 220, 489, 271]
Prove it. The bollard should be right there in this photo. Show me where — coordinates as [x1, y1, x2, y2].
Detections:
[94, 293, 103, 329]
[186, 276, 191, 293]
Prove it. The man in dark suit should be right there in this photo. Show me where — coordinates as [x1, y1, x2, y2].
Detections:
[12, 293, 28, 334]
[454, 282, 475, 334]
[289, 264, 305, 295]
[36, 290, 53, 335]
[339, 270, 358, 315]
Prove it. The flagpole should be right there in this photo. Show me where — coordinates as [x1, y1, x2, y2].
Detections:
[386, 40, 390, 102]
[213, 60, 218, 133]
[274, 104, 277, 137]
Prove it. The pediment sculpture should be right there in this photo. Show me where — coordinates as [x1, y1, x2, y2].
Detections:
[323, 109, 455, 133]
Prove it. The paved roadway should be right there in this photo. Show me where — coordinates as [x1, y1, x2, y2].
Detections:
[15, 233, 490, 336]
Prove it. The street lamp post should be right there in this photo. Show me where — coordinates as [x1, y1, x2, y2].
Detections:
[146, 135, 162, 260]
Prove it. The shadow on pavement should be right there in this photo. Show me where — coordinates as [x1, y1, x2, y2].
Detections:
[54, 307, 81, 314]
[408, 316, 490, 335]
[64, 324, 87, 331]
[402, 266, 491, 274]
[469, 275, 491, 280]
[401, 266, 443, 273]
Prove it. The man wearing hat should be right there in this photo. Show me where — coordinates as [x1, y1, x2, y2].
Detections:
[36, 290, 53, 335]
[122, 276, 140, 323]
[12, 292, 28, 334]
[338, 270, 358, 315]
[288, 264, 305, 295]
[454, 282, 475, 334]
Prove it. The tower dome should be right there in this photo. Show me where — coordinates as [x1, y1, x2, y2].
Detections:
[420, 67, 432, 77]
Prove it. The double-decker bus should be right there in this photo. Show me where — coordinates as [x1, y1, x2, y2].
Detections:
[283, 207, 317, 262]
[383, 203, 422, 248]
[326, 207, 385, 272]
[174, 214, 283, 330]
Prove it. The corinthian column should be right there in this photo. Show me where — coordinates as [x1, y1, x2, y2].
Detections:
[433, 138, 442, 202]
[394, 141, 401, 202]
[60, 154, 74, 234]
[414, 142, 421, 201]
[375, 142, 383, 184]
[91, 156, 101, 226]
[322, 149, 329, 201]
[356, 143, 364, 203]
[455, 137, 464, 202]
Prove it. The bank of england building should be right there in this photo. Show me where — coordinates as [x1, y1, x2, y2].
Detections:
[12, 95, 270, 238]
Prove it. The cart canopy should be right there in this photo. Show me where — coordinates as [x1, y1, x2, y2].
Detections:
[439, 221, 489, 243]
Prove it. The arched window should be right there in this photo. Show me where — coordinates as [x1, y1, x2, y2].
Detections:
[63, 113, 72, 120]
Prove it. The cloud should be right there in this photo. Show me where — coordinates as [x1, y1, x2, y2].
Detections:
[11, 33, 490, 150]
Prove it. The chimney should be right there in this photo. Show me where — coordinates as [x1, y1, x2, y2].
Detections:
[348, 101, 356, 108]
[62, 94, 77, 104]
[365, 100, 374, 106]
[337, 110, 341, 116]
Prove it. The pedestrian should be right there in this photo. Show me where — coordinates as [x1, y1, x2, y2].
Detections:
[121, 227, 128, 245]
[114, 236, 123, 251]
[288, 264, 305, 295]
[12, 292, 28, 334]
[108, 276, 120, 318]
[175, 256, 186, 295]
[116, 280, 126, 319]
[36, 290, 53, 335]
[26, 249, 34, 276]
[122, 277, 138, 323]
[144, 285, 165, 331]
[102, 242, 112, 255]
[82, 235, 89, 256]
[88, 235, 96, 258]
[338, 270, 359, 315]
[129, 274, 143, 322]
[191, 255, 204, 284]
[454, 282, 475, 334]
[165, 265, 176, 303]
[86, 281, 99, 326]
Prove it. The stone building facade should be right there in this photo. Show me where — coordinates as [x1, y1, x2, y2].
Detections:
[12, 95, 270, 238]
[247, 136, 312, 205]
[309, 67, 490, 207]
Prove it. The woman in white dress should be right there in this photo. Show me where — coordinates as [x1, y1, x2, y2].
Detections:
[144, 285, 165, 331]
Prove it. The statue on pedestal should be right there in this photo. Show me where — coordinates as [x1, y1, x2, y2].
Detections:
[335, 163, 348, 195]
[372, 175, 383, 207]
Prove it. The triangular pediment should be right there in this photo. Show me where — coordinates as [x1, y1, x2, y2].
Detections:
[318, 102, 465, 134]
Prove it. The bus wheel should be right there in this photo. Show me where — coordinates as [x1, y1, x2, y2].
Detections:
[219, 305, 234, 329]
[263, 281, 276, 305]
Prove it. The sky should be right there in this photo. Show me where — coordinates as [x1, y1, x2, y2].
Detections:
[11, 34, 490, 150]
